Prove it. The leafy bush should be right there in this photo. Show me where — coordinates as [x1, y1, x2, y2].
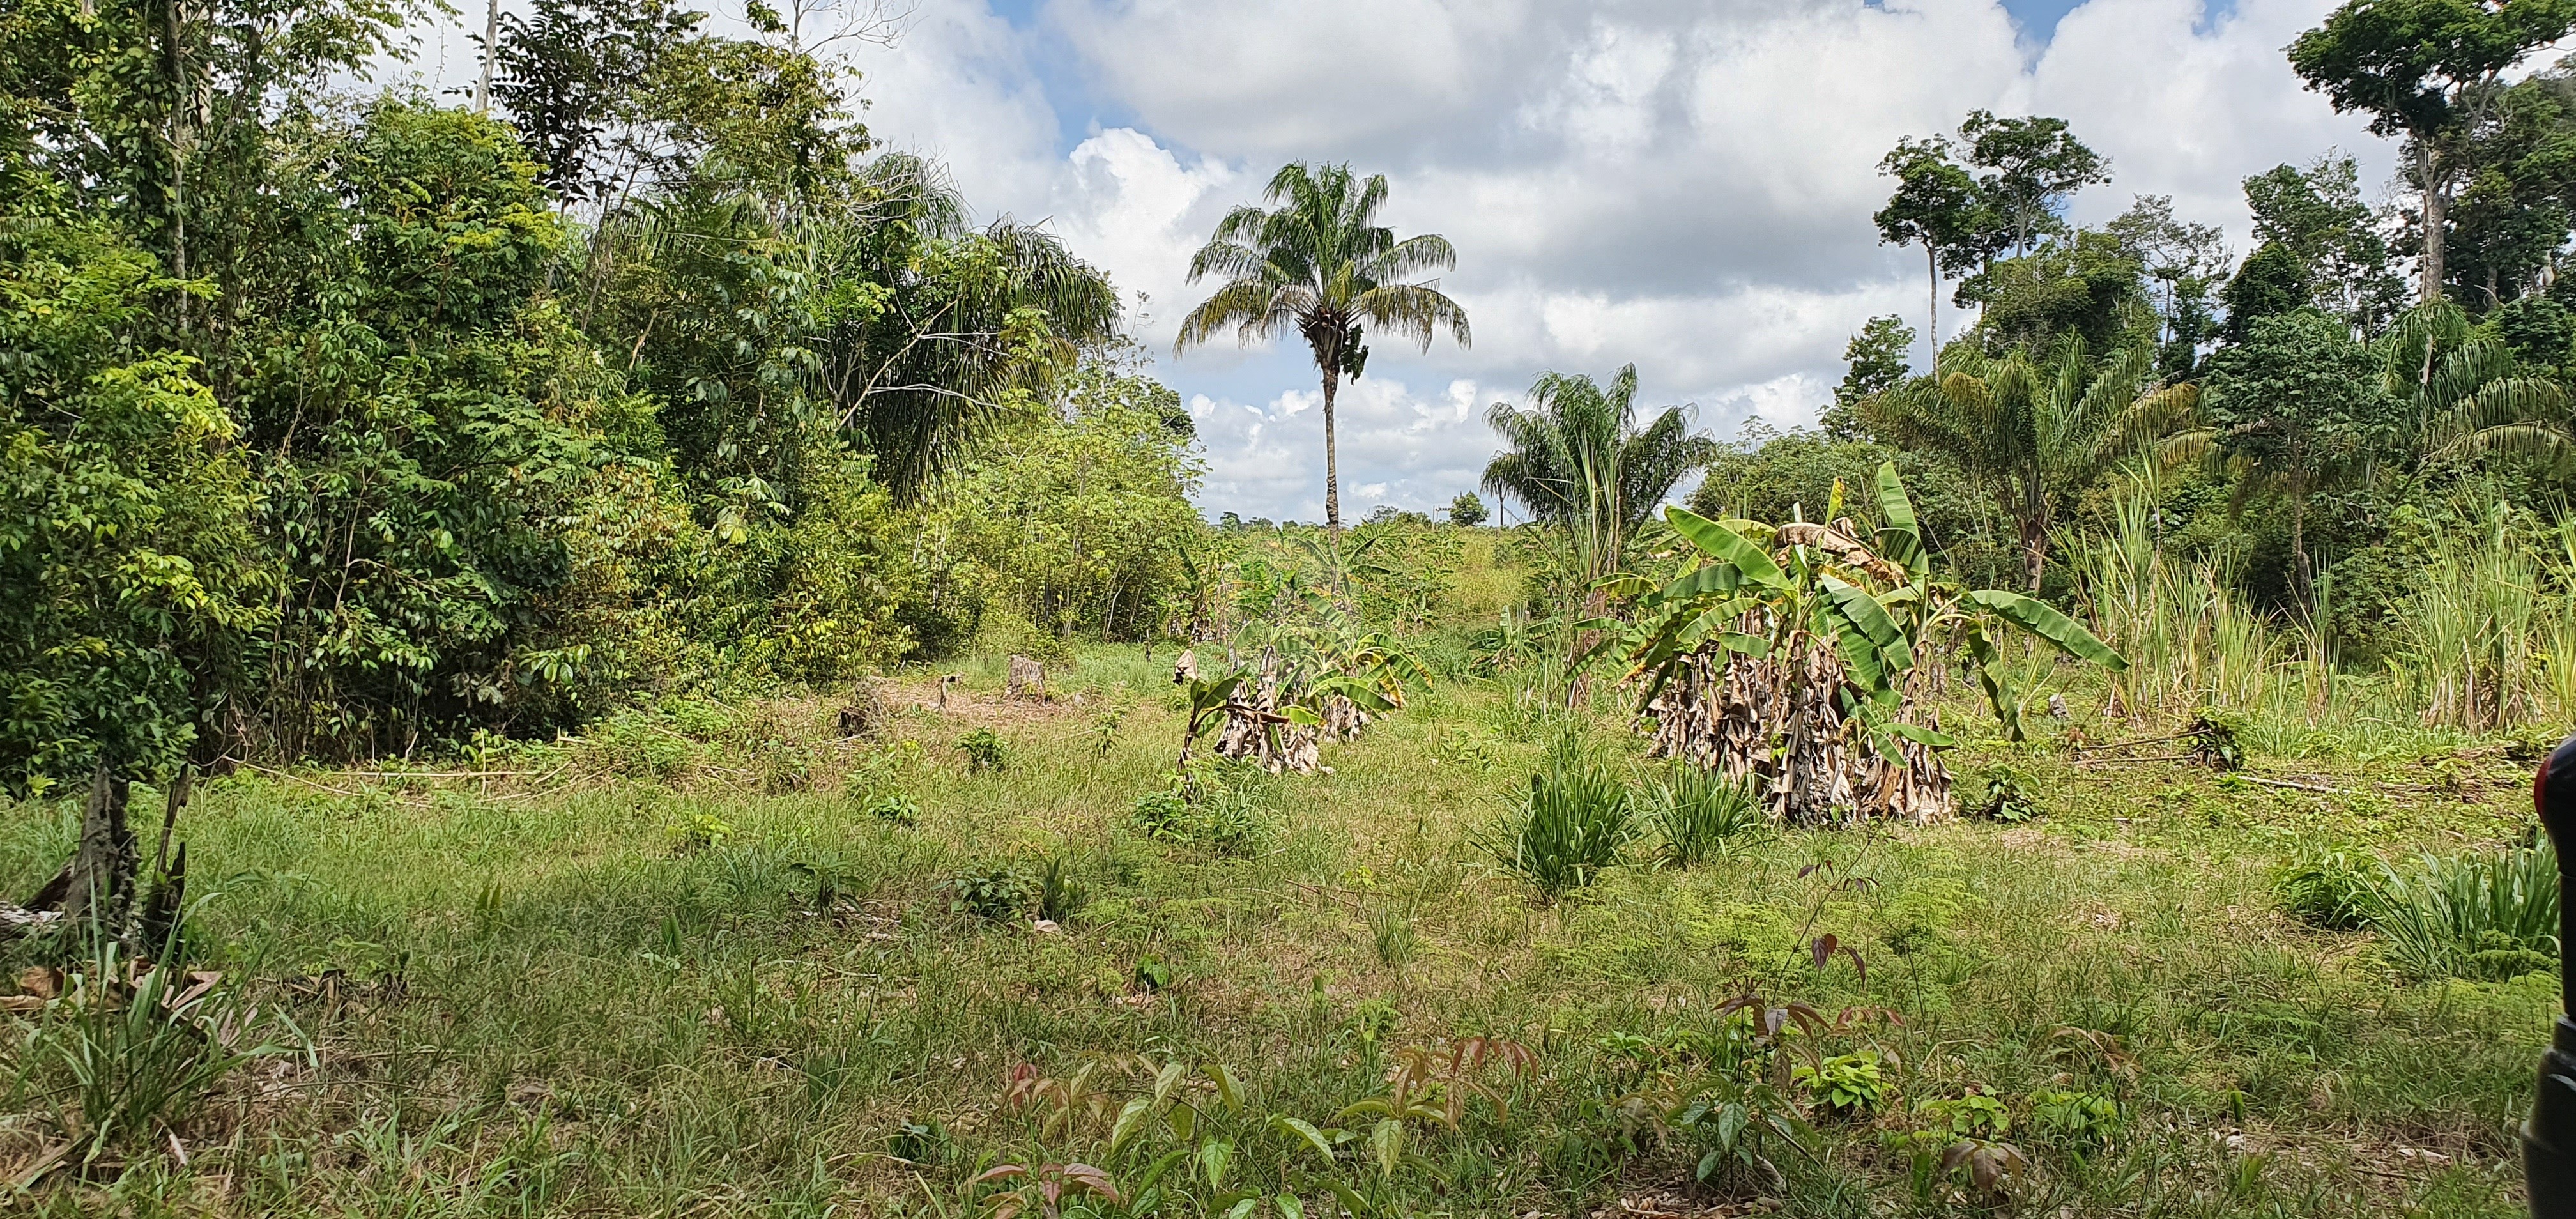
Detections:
[955, 728, 1008, 773]
[1916, 1091, 2009, 1139]
[1673, 1079, 1811, 1192]
[2272, 844, 2379, 930]
[1648, 765, 1765, 866]
[1968, 765, 2043, 822]
[940, 867, 1031, 921]
[2370, 841, 2560, 981]
[1476, 735, 1634, 901]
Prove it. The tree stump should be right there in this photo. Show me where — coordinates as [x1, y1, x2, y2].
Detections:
[1006, 655, 1046, 701]
[838, 677, 890, 739]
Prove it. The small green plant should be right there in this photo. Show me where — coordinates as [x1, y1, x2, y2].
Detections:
[1475, 732, 1634, 902]
[1365, 900, 1420, 966]
[1916, 1091, 2009, 1139]
[862, 792, 921, 827]
[942, 866, 1032, 921]
[2028, 1089, 2121, 1147]
[1038, 857, 1091, 923]
[758, 739, 812, 793]
[1968, 764, 2043, 822]
[889, 1117, 952, 1165]
[1648, 764, 1765, 867]
[1131, 954, 1172, 992]
[29, 938, 303, 1169]
[1793, 1051, 1888, 1116]
[2271, 843, 2378, 929]
[956, 728, 1008, 773]
[667, 811, 735, 854]
[1130, 766, 1278, 857]
[1673, 1078, 1811, 1192]
[2369, 840, 2560, 981]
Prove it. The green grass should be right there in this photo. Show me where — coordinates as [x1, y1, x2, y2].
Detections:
[0, 643, 2556, 1217]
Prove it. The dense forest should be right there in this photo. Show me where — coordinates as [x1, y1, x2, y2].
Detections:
[9, 0, 2576, 1214]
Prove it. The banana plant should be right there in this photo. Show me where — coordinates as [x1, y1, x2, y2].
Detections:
[1616, 463, 2124, 822]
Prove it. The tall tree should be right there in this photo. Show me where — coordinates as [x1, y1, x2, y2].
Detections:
[2289, 0, 2576, 303]
[1176, 162, 1471, 533]
[1958, 110, 2110, 259]
[1823, 315, 1915, 441]
[2200, 310, 2402, 604]
[1874, 137, 1987, 349]
[2242, 155, 2408, 333]
[1866, 342, 2196, 592]
[2104, 194, 2230, 375]
[1480, 364, 1713, 544]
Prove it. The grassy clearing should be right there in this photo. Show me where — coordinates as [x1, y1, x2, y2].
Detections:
[0, 648, 2556, 1217]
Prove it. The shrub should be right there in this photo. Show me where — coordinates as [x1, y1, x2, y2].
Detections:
[1649, 765, 1765, 866]
[1476, 735, 1634, 901]
[940, 867, 1032, 921]
[956, 728, 1008, 773]
[2370, 841, 2560, 981]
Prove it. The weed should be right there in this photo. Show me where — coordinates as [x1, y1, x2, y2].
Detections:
[25, 938, 303, 1169]
[2369, 841, 2560, 980]
[956, 728, 1009, 773]
[1647, 764, 1764, 866]
[1130, 766, 1278, 857]
[666, 811, 735, 854]
[942, 867, 1032, 921]
[1038, 857, 1091, 923]
[889, 1118, 953, 1165]
[1968, 764, 2044, 822]
[1915, 1091, 2009, 1139]
[862, 792, 921, 827]
[2271, 844, 2378, 930]
[2027, 1089, 2121, 1147]
[1673, 1078, 1810, 1192]
[1365, 901, 1420, 965]
[1131, 955, 1171, 992]
[1476, 733, 1634, 901]
[758, 740, 811, 793]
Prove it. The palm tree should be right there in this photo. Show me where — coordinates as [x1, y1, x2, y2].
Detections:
[1483, 365, 1713, 703]
[1176, 163, 1470, 532]
[2384, 302, 2572, 471]
[1482, 364, 1712, 575]
[1866, 342, 2196, 592]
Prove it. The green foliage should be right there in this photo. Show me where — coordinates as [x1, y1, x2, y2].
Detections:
[666, 811, 735, 854]
[1673, 1080, 1813, 1192]
[1131, 767, 1279, 857]
[1648, 765, 1765, 867]
[1968, 765, 2044, 822]
[1038, 857, 1091, 924]
[24, 939, 303, 1170]
[940, 866, 1032, 921]
[1445, 492, 1489, 527]
[861, 792, 921, 828]
[2273, 845, 2380, 929]
[1916, 1091, 2010, 1140]
[956, 728, 1008, 774]
[2368, 841, 2561, 981]
[1793, 1052, 1889, 1116]
[2028, 1089, 2122, 1147]
[1476, 732, 1635, 901]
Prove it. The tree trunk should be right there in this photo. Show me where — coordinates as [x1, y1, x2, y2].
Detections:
[477, 0, 499, 112]
[2418, 141, 2447, 305]
[1926, 243, 1939, 352]
[1321, 364, 1342, 535]
[2021, 521, 2046, 594]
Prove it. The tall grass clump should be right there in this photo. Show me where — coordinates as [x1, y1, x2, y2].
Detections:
[1648, 764, 1763, 867]
[2407, 509, 2576, 732]
[2073, 486, 2287, 718]
[1478, 732, 1634, 901]
[2369, 840, 2561, 981]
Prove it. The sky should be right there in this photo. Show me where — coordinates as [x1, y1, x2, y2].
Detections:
[397, 0, 2395, 523]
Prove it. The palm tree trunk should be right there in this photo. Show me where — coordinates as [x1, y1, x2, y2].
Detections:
[1321, 364, 1342, 535]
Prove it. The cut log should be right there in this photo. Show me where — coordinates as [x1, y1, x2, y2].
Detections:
[1005, 655, 1046, 701]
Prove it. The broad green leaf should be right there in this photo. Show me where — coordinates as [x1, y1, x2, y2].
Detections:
[1873, 461, 1927, 580]
[1818, 576, 1913, 696]
[1272, 1116, 1338, 1166]
[1884, 723, 1956, 749]
[1110, 1097, 1154, 1154]
[1199, 1139, 1234, 1190]
[1964, 589, 2128, 671]
[1370, 1117, 1404, 1175]
[1277, 1193, 1307, 1219]
[1153, 1061, 1189, 1107]
[1211, 1064, 1246, 1116]
[1664, 507, 1784, 588]
[1326, 1181, 1371, 1219]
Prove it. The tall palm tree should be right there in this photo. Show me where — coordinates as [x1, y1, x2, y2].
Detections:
[1176, 163, 1470, 532]
[2383, 302, 2573, 471]
[1866, 342, 2196, 592]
